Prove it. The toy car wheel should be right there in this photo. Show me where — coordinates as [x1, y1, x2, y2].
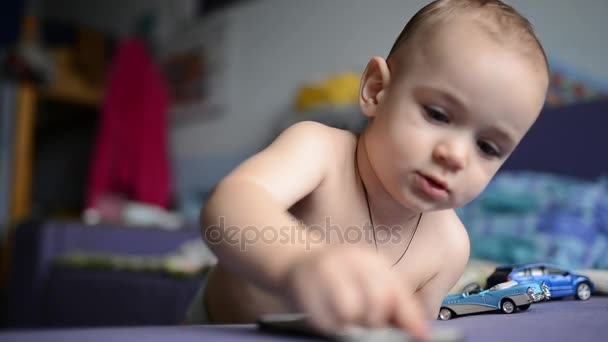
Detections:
[518, 304, 531, 311]
[438, 308, 454, 320]
[575, 283, 592, 301]
[501, 299, 516, 314]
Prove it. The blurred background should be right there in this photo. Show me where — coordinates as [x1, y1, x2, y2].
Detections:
[0, 0, 607, 330]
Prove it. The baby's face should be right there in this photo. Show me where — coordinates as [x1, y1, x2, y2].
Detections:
[363, 18, 548, 212]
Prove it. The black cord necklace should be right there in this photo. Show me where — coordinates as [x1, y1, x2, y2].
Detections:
[355, 138, 423, 268]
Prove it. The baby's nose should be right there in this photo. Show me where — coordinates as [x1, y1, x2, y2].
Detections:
[432, 140, 467, 171]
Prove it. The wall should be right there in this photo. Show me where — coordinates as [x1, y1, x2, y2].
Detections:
[509, 0, 608, 83]
[169, 0, 608, 160]
[170, 0, 425, 159]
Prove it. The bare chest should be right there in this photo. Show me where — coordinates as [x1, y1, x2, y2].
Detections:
[288, 171, 437, 287]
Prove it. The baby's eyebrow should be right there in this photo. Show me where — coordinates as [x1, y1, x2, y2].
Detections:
[486, 126, 516, 147]
[419, 86, 470, 120]
[431, 88, 467, 114]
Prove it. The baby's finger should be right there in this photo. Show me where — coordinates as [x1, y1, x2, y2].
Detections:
[315, 272, 350, 334]
[326, 267, 364, 327]
[354, 263, 391, 328]
[390, 282, 428, 340]
[307, 283, 338, 334]
[290, 267, 336, 334]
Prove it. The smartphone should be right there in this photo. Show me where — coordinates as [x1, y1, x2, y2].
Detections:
[257, 313, 464, 341]
[257, 313, 325, 338]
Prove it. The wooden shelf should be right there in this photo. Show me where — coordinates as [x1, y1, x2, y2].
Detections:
[40, 80, 103, 107]
[39, 48, 104, 107]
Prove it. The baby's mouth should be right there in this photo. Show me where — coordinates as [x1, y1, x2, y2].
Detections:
[415, 172, 450, 200]
[423, 174, 448, 192]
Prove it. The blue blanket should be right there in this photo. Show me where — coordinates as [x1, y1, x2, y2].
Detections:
[457, 172, 608, 269]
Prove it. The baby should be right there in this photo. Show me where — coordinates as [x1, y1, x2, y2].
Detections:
[186, 0, 549, 339]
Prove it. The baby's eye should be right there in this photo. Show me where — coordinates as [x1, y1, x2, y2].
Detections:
[424, 106, 450, 123]
[477, 140, 501, 158]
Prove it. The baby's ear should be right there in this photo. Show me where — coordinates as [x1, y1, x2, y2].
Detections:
[359, 57, 390, 118]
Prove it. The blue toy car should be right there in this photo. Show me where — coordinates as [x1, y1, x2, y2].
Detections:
[486, 263, 595, 300]
[438, 281, 550, 320]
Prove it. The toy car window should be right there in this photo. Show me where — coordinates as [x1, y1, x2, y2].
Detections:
[489, 280, 518, 291]
[547, 268, 567, 275]
[530, 268, 543, 277]
[516, 271, 525, 277]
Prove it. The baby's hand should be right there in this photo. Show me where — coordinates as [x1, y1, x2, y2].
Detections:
[283, 246, 428, 339]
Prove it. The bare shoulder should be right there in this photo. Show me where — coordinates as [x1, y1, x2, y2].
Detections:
[415, 210, 471, 318]
[277, 120, 338, 140]
[221, 121, 352, 208]
[266, 121, 356, 172]
[268, 121, 351, 155]
[425, 209, 470, 263]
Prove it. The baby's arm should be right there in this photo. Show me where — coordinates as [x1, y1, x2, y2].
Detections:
[415, 212, 470, 319]
[201, 121, 333, 293]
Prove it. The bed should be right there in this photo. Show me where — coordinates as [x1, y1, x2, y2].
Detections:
[456, 98, 608, 271]
[4, 222, 207, 328]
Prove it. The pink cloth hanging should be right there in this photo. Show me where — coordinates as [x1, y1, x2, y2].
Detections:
[86, 39, 171, 210]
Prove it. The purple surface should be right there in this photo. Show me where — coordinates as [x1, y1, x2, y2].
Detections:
[437, 296, 608, 341]
[5, 221, 202, 327]
[2, 297, 607, 342]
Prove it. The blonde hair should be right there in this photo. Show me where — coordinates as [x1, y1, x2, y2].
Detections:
[387, 0, 548, 74]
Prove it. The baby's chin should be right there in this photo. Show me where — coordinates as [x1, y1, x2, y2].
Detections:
[396, 194, 453, 213]
[404, 192, 475, 212]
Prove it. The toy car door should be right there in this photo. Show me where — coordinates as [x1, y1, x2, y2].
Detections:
[545, 267, 573, 297]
